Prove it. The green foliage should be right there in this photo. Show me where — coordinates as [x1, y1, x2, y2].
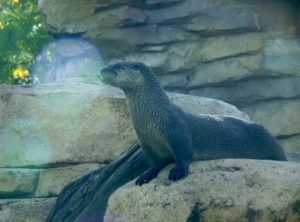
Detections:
[0, 0, 52, 84]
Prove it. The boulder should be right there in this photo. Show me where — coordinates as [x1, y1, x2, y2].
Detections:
[240, 99, 300, 136]
[279, 135, 300, 162]
[35, 163, 103, 197]
[182, 4, 259, 32]
[188, 54, 263, 87]
[191, 33, 263, 62]
[105, 160, 300, 222]
[112, 32, 264, 76]
[0, 80, 249, 168]
[189, 76, 300, 105]
[0, 169, 39, 198]
[0, 80, 135, 167]
[0, 198, 57, 222]
[264, 39, 300, 76]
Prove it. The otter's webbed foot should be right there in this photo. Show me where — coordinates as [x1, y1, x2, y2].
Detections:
[135, 167, 161, 186]
[168, 163, 189, 181]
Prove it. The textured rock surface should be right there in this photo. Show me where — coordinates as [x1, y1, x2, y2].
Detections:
[105, 160, 300, 222]
[264, 39, 300, 75]
[240, 99, 300, 136]
[0, 198, 57, 222]
[0, 81, 134, 167]
[279, 135, 300, 162]
[0, 80, 249, 168]
[35, 163, 103, 197]
[0, 169, 39, 197]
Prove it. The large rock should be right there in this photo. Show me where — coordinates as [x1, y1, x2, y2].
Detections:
[189, 76, 300, 105]
[240, 99, 300, 137]
[0, 198, 57, 222]
[279, 135, 300, 162]
[0, 80, 249, 167]
[0, 169, 39, 198]
[35, 163, 103, 197]
[191, 33, 263, 62]
[105, 160, 300, 222]
[188, 54, 263, 87]
[0, 80, 135, 167]
[264, 39, 300, 76]
[182, 4, 259, 32]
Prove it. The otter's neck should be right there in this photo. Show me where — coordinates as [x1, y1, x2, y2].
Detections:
[123, 83, 171, 127]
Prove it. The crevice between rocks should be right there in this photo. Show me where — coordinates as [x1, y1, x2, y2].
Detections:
[187, 202, 205, 222]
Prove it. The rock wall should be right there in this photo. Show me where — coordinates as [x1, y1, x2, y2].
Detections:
[0, 81, 249, 221]
[38, 0, 300, 161]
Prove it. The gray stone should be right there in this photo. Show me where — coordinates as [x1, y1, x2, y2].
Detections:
[0, 198, 57, 222]
[140, 33, 264, 74]
[0, 80, 249, 167]
[125, 42, 198, 73]
[105, 160, 300, 222]
[257, 1, 298, 32]
[182, 4, 259, 32]
[240, 99, 300, 137]
[146, 0, 216, 24]
[278, 135, 300, 162]
[189, 76, 300, 105]
[192, 33, 263, 62]
[39, 0, 95, 33]
[188, 54, 263, 87]
[121, 36, 264, 75]
[0, 169, 39, 197]
[264, 39, 300, 76]
[169, 93, 250, 121]
[35, 163, 103, 197]
[88, 25, 197, 61]
[0, 80, 136, 167]
[39, 1, 147, 32]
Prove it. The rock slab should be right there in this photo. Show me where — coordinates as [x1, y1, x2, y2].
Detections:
[0, 80, 249, 168]
[105, 160, 300, 222]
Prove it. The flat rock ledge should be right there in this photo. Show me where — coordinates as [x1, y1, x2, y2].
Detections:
[105, 160, 300, 222]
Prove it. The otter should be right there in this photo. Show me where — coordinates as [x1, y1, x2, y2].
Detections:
[99, 62, 287, 186]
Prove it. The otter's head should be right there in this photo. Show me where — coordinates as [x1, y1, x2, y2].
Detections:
[99, 62, 156, 91]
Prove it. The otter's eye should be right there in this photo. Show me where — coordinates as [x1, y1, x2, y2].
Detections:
[115, 65, 125, 70]
[133, 65, 139, 70]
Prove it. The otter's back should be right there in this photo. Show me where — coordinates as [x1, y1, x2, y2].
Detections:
[183, 112, 286, 161]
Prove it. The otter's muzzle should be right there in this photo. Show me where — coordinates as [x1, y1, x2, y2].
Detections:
[99, 67, 117, 86]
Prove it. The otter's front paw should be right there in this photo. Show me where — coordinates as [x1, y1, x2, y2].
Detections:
[135, 168, 160, 186]
[168, 164, 188, 181]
